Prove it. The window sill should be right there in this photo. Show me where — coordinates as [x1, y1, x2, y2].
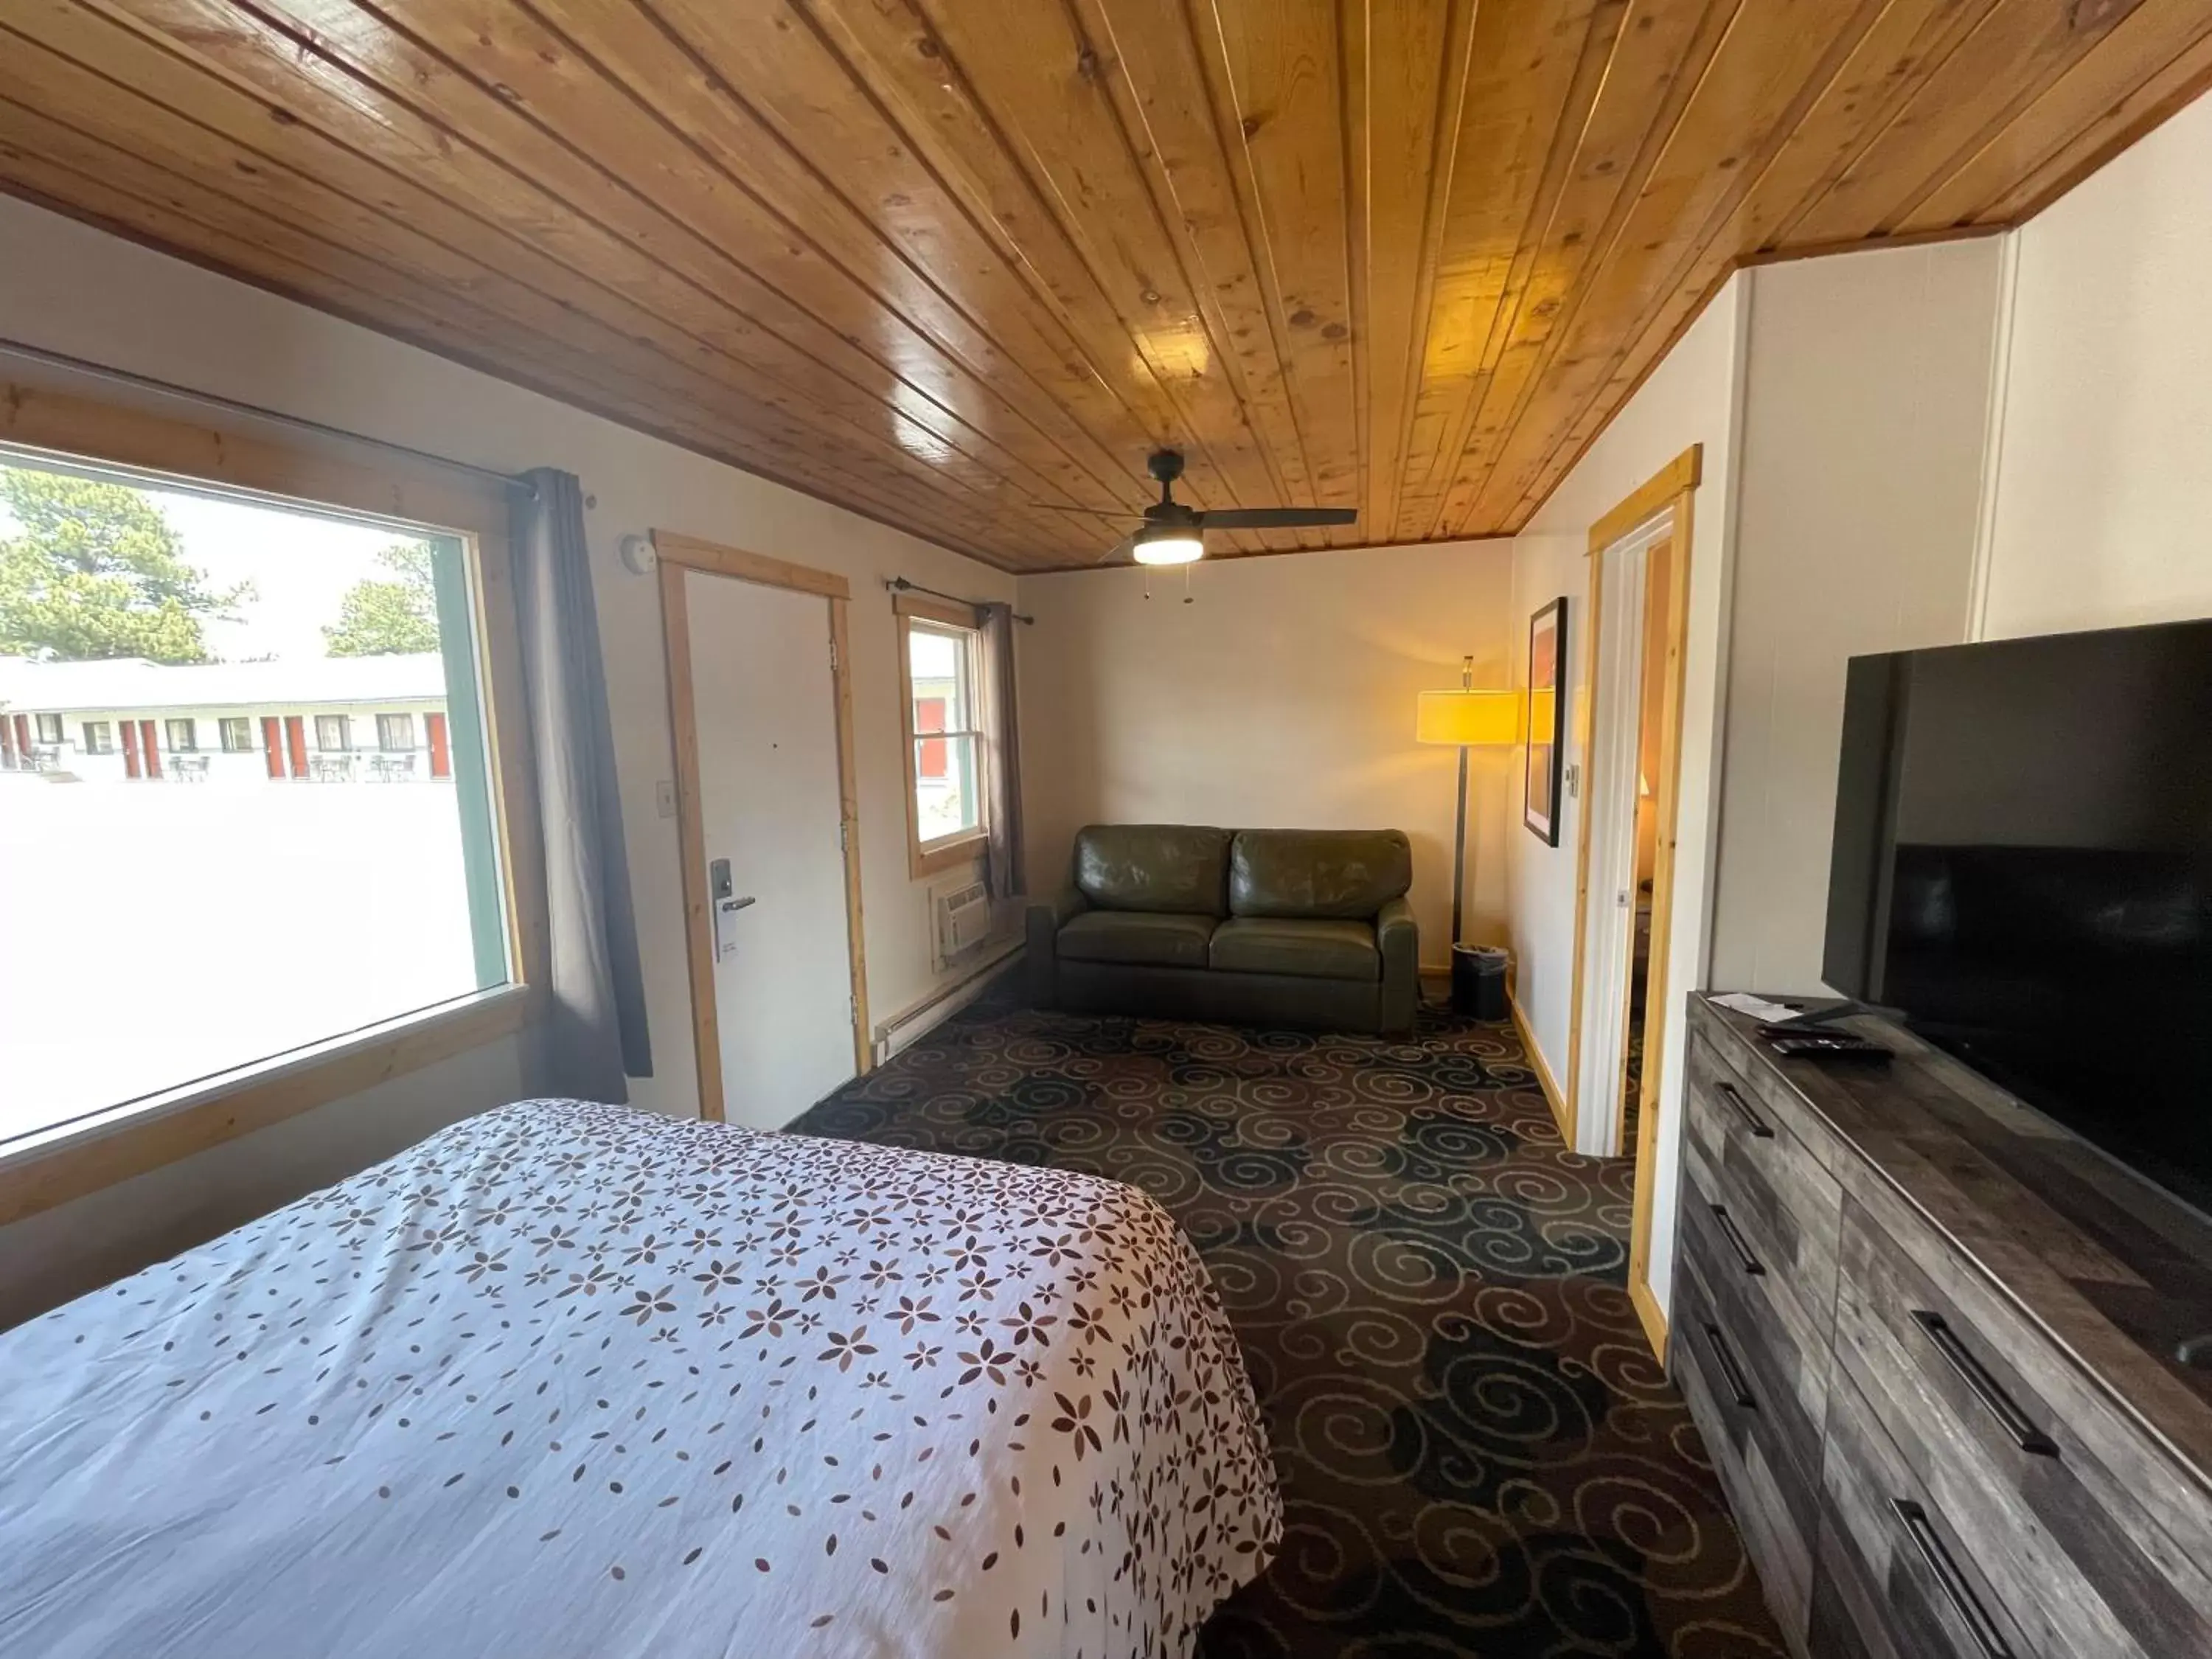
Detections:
[0, 984, 530, 1229]
[910, 831, 988, 880]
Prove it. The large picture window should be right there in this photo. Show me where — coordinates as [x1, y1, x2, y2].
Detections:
[895, 595, 987, 875]
[0, 449, 512, 1152]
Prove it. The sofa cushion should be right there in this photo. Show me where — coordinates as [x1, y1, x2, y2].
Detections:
[1229, 830, 1412, 919]
[1209, 917, 1380, 982]
[1058, 909, 1217, 970]
[1074, 824, 1230, 916]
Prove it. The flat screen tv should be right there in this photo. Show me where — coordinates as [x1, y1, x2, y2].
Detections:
[1823, 618, 2212, 1212]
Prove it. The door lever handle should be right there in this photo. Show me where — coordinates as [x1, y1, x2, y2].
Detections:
[713, 894, 754, 959]
[708, 854, 756, 961]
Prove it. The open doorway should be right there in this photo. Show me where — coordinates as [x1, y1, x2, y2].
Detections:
[1621, 538, 1674, 1155]
[1561, 448, 1700, 1354]
[1568, 517, 1671, 1164]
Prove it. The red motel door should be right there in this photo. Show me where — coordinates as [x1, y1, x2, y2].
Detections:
[426, 712, 451, 779]
[139, 720, 161, 779]
[916, 696, 947, 778]
[261, 717, 285, 779]
[120, 720, 142, 779]
[284, 717, 308, 779]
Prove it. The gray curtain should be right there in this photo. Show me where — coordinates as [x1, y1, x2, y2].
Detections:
[978, 602, 1026, 900]
[512, 468, 650, 1100]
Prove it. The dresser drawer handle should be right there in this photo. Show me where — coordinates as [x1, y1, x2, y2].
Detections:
[1709, 1205, 1765, 1276]
[1911, 1311, 2059, 1457]
[1715, 1079, 1773, 1139]
[1699, 1321, 1757, 1411]
[1891, 1498, 2017, 1659]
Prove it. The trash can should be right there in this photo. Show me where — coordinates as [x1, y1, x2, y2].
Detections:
[1450, 945, 1509, 1020]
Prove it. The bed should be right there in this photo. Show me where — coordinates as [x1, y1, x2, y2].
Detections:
[0, 1099, 1279, 1657]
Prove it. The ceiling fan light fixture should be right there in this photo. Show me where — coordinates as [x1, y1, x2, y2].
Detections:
[1132, 526, 1204, 565]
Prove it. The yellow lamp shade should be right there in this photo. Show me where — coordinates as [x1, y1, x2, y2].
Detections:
[1416, 688, 1519, 746]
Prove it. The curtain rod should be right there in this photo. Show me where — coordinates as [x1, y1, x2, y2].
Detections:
[887, 576, 1033, 625]
[0, 336, 538, 498]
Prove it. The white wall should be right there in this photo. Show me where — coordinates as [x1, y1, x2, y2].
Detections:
[1015, 539, 1516, 955]
[0, 194, 1011, 1315]
[1708, 240, 2003, 995]
[1978, 87, 2212, 639]
[1506, 274, 1748, 1304]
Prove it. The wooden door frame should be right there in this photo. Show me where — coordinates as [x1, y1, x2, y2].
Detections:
[652, 529, 871, 1124]
[1560, 445, 1700, 1360]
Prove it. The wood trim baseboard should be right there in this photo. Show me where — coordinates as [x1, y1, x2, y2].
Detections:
[1506, 990, 1573, 1146]
[1505, 993, 1667, 1365]
[0, 988, 528, 1229]
[1630, 1274, 1670, 1362]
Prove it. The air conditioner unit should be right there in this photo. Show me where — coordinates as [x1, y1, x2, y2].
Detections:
[932, 876, 992, 967]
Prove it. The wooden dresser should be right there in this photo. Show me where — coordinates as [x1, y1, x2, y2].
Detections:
[1674, 995, 2212, 1658]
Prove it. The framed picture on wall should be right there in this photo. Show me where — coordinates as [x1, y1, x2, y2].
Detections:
[1525, 597, 1567, 845]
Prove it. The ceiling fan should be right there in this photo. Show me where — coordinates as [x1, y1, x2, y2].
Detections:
[1040, 450, 1357, 564]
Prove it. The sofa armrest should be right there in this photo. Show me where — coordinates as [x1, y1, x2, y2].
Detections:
[1026, 886, 1088, 1006]
[1376, 896, 1419, 1034]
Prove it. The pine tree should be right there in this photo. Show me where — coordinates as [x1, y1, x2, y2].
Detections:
[323, 542, 442, 656]
[0, 467, 244, 663]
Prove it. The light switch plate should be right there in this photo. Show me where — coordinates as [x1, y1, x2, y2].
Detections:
[655, 779, 677, 819]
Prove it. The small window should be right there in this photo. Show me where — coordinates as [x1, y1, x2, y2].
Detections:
[35, 713, 62, 745]
[315, 714, 352, 751]
[377, 712, 417, 751]
[218, 717, 253, 752]
[82, 720, 113, 754]
[166, 717, 198, 751]
[897, 599, 986, 874]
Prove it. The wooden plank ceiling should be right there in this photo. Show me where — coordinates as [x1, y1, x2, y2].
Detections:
[1, 1, 2207, 572]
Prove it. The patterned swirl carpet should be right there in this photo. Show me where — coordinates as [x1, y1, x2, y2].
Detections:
[790, 989, 1786, 1658]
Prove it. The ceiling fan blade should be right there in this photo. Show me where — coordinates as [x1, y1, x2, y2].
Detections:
[1094, 530, 1138, 566]
[1200, 507, 1360, 529]
[1029, 501, 1134, 518]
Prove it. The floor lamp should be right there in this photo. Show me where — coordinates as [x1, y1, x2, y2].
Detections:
[1416, 659, 1518, 1015]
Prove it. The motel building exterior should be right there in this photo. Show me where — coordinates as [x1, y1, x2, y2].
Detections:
[0, 653, 453, 785]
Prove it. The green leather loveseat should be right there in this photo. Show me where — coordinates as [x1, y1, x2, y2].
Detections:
[1026, 825, 1419, 1034]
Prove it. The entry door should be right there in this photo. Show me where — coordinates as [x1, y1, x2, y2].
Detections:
[684, 571, 855, 1127]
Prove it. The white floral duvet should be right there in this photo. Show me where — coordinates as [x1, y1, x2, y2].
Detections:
[0, 1099, 1280, 1658]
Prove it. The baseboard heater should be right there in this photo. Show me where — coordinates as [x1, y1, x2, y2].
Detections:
[872, 939, 1024, 1065]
